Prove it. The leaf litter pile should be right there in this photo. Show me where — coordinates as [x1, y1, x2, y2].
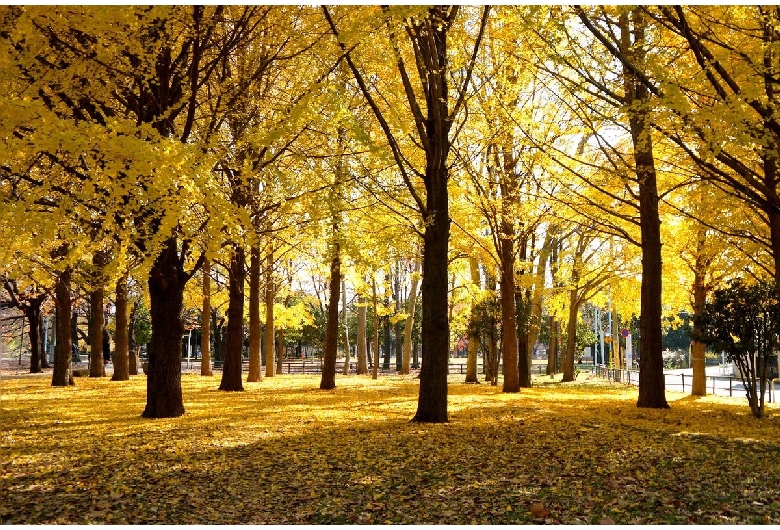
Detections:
[2, 373, 780, 524]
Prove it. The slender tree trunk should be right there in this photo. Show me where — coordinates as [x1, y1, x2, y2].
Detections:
[342, 279, 350, 375]
[563, 292, 579, 383]
[219, 246, 246, 392]
[112, 275, 130, 381]
[547, 315, 558, 376]
[248, 246, 262, 382]
[71, 310, 80, 360]
[383, 275, 391, 370]
[357, 294, 368, 375]
[394, 268, 403, 372]
[52, 267, 74, 387]
[372, 275, 380, 380]
[530, 236, 553, 377]
[691, 274, 707, 396]
[39, 309, 49, 369]
[276, 328, 284, 374]
[89, 286, 105, 378]
[200, 260, 213, 376]
[465, 257, 480, 383]
[129, 300, 139, 376]
[264, 247, 275, 378]
[484, 272, 497, 384]
[517, 237, 532, 388]
[143, 238, 187, 418]
[402, 261, 420, 375]
[320, 243, 341, 390]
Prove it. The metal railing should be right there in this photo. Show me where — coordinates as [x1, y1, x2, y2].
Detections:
[593, 365, 780, 402]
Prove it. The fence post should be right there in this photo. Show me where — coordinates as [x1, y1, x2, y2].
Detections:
[729, 377, 732, 397]
[681, 374, 685, 393]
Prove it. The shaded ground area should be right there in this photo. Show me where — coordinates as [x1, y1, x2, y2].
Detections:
[2, 373, 780, 524]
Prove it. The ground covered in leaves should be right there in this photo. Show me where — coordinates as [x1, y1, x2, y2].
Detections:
[2, 372, 780, 524]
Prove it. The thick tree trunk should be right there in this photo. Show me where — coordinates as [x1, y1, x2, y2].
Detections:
[412, 167, 450, 422]
[621, 11, 669, 409]
[320, 244, 341, 390]
[635, 150, 668, 408]
[52, 268, 74, 387]
[112, 276, 130, 381]
[518, 323, 531, 387]
[143, 238, 186, 418]
[264, 247, 275, 378]
[248, 246, 262, 382]
[357, 295, 368, 375]
[219, 246, 246, 392]
[200, 260, 212, 376]
[26, 304, 42, 374]
[500, 232, 519, 393]
[89, 286, 105, 377]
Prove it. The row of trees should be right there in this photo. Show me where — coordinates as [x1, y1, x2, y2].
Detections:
[1, 6, 779, 421]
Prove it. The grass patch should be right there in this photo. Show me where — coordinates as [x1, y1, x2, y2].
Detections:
[2, 373, 780, 523]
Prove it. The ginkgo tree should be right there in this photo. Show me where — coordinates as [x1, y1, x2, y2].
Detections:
[324, 5, 490, 422]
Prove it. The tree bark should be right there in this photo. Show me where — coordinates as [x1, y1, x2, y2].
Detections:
[465, 257, 480, 383]
[89, 285, 105, 377]
[52, 267, 74, 387]
[357, 294, 368, 375]
[402, 261, 420, 375]
[248, 246, 262, 382]
[264, 246, 275, 378]
[372, 275, 380, 380]
[621, 11, 669, 409]
[500, 231, 519, 393]
[112, 275, 130, 381]
[200, 260, 213, 376]
[531, 235, 553, 377]
[276, 328, 284, 374]
[517, 238, 532, 389]
[25, 304, 42, 374]
[38, 309, 49, 369]
[129, 299, 139, 376]
[219, 245, 246, 392]
[342, 279, 350, 375]
[548, 315, 558, 376]
[143, 237, 187, 418]
[320, 243, 341, 390]
[562, 291, 579, 383]
[690, 273, 707, 396]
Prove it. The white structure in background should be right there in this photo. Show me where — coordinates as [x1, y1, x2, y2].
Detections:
[625, 334, 632, 369]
